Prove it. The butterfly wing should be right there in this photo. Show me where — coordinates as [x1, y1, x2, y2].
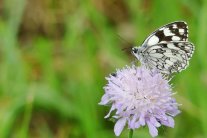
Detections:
[142, 42, 194, 74]
[133, 21, 194, 74]
[142, 21, 188, 47]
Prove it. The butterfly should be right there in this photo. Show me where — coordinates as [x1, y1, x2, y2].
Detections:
[132, 21, 194, 74]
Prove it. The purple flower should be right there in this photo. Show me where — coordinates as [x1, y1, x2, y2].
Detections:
[99, 65, 180, 137]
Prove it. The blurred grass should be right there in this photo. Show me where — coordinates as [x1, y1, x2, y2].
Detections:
[0, 0, 206, 138]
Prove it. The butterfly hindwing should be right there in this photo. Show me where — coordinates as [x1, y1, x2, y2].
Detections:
[142, 42, 194, 74]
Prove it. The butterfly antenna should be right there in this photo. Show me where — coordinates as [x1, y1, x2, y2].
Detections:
[121, 46, 133, 51]
[115, 34, 134, 52]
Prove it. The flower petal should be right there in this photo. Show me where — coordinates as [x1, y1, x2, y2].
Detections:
[114, 118, 127, 136]
[99, 94, 110, 105]
[150, 116, 161, 127]
[139, 113, 146, 126]
[129, 114, 138, 129]
[134, 122, 141, 128]
[147, 121, 158, 137]
[166, 116, 174, 127]
[168, 109, 181, 116]
[104, 104, 115, 118]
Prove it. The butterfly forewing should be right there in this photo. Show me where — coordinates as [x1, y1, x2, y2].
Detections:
[143, 21, 188, 46]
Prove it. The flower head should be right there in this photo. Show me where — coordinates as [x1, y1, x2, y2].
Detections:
[99, 65, 180, 137]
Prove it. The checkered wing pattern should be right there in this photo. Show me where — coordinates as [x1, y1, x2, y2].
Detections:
[132, 21, 194, 74]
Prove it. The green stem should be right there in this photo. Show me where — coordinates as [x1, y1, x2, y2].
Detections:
[128, 129, 133, 138]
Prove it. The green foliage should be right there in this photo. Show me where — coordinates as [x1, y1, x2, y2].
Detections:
[0, 0, 206, 137]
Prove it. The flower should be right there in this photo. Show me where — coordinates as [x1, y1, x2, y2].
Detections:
[99, 65, 180, 137]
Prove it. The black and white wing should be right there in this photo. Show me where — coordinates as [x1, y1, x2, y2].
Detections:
[132, 21, 194, 74]
[142, 21, 188, 47]
[142, 42, 194, 74]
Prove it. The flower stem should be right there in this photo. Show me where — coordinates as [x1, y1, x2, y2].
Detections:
[128, 129, 133, 138]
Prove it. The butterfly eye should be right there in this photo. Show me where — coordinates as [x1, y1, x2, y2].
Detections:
[132, 48, 138, 54]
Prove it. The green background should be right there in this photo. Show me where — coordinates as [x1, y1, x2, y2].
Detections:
[0, 0, 206, 138]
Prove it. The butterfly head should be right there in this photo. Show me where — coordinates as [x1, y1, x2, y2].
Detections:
[132, 47, 142, 60]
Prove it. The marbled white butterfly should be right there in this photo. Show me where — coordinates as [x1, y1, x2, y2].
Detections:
[132, 21, 194, 74]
